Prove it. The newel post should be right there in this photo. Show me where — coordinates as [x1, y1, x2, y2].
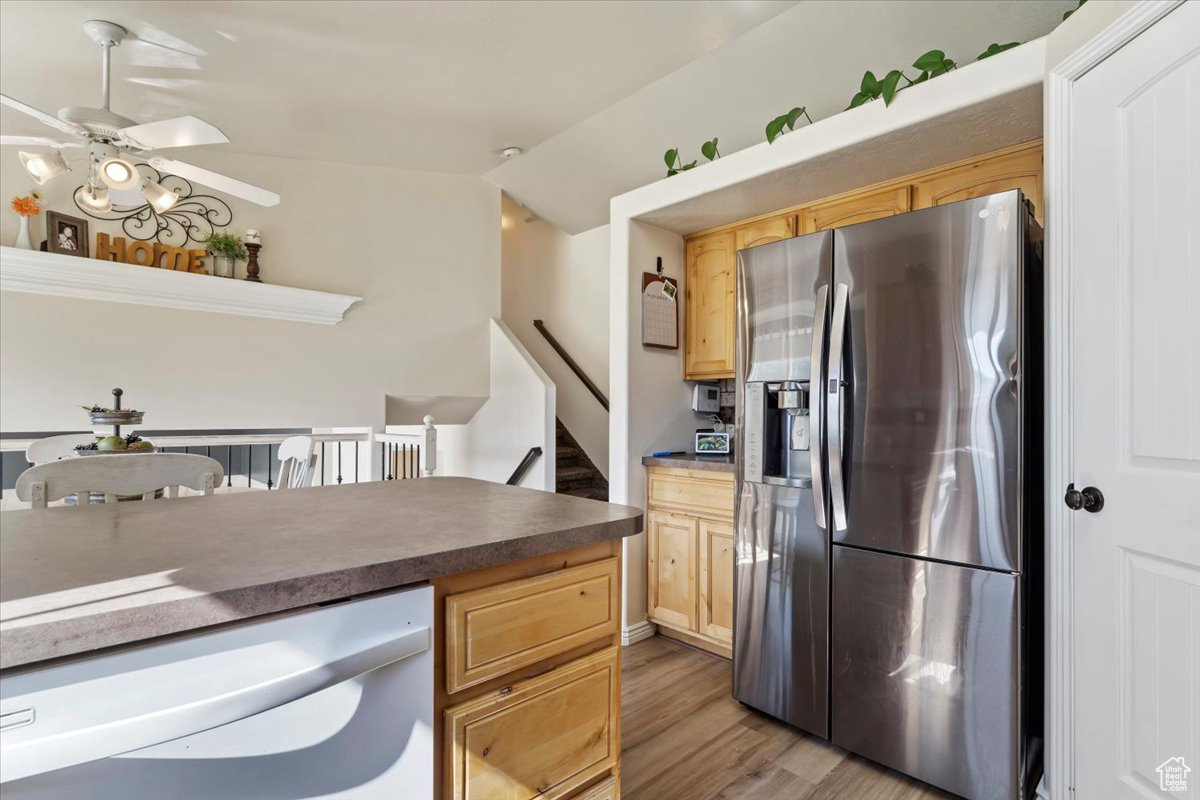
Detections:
[422, 415, 437, 477]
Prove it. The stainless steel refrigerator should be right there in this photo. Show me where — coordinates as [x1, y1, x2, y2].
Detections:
[733, 190, 1042, 800]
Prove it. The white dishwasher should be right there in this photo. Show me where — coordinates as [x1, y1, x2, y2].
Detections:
[0, 584, 433, 800]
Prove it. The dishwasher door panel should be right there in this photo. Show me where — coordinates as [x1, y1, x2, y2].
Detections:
[0, 586, 434, 799]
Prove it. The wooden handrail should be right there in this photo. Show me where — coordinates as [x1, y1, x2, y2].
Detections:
[533, 320, 609, 412]
[506, 447, 543, 486]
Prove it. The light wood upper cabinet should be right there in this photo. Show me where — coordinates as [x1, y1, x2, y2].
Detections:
[699, 518, 734, 644]
[444, 647, 618, 800]
[914, 143, 1043, 224]
[684, 231, 736, 379]
[646, 510, 699, 632]
[800, 186, 912, 233]
[734, 213, 796, 250]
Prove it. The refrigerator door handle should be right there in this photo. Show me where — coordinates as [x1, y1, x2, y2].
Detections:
[809, 284, 829, 529]
[827, 283, 850, 531]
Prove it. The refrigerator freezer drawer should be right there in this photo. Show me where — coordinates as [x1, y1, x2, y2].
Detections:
[831, 546, 1022, 800]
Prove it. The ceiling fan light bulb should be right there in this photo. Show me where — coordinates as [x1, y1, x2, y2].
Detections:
[141, 179, 178, 213]
[19, 151, 70, 185]
[74, 183, 112, 213]
[98, 156, 139, 190]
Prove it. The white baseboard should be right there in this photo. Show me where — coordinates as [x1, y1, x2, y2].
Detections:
[621, 620, 656, 646]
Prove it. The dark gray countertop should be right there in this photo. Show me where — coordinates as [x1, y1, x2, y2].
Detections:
[641, 453, 735, 473]
[0, 478, 642, 670]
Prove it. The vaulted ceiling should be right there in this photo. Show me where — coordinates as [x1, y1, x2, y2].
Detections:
[1, 0, 1075, 232]
[0, 0, 796, 175]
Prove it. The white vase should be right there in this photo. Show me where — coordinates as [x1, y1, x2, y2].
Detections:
[213, 256, 235, 279]
[14, 216, 33, 250]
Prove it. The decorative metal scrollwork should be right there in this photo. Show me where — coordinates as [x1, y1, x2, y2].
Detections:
[72, 166, 233, 247]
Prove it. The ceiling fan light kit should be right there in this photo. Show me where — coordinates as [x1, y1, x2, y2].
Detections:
[18, 150, 70, 184]
[74, 182, 112, 214]
[140, 179, 178, 214]
[97, 156, 139, 190]
[1, 19, 281, 213]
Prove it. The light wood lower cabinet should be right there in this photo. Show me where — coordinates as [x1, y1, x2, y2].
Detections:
[435, 541, 622, 800]
[444, 647, 619, 800]
[646, 511, 699, 631]
[645, 467, 735, 658]
[698, 518, 734, 644]
[445, 558, 619, 693]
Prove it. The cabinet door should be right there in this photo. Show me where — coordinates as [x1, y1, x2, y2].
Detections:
[646, 510, 699, 631]
[914, 144, 1043, 224]
[734, 213, 796, 250]
[444, 648, 618, 800]
[684, 231, 736, 379]
[699, 518, 734, 644]
[799, 185, 911, 233]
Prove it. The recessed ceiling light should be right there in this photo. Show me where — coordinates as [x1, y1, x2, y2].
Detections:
[501, 146, 523, 159]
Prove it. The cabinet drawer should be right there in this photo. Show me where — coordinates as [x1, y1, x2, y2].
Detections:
[646, 470, 734, 517]
[575, 776, 619, 800]
[445, 647, 619, 800]
[446, 558, 619, 693]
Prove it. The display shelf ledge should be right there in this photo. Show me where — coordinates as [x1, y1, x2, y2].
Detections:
[0, 246, 361, 325]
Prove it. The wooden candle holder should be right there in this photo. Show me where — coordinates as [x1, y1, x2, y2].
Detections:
[245, 242, 263, 283]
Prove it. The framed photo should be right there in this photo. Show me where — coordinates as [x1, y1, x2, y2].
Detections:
[695, 432, 731, 455]
[46, 211, 89, 257]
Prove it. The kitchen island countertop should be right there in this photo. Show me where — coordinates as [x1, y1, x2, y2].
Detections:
[0, 477, 642, 670]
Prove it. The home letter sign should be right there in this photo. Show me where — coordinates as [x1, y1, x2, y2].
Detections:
[95, 233, 208, 274]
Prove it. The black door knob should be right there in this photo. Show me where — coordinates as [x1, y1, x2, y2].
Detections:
[1064, 483, 1104, 513]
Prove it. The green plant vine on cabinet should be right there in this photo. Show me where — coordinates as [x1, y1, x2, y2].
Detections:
[657, 0, 1091, 177]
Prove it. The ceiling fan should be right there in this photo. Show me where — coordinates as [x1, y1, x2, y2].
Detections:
[1, 19, 279, 213]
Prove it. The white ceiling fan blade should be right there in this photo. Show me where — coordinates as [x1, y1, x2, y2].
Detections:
[0, 135, 84, 148]
[149, 157, 279, 207]
[119, 115, 230, 150]
[0, 94, 80, 136]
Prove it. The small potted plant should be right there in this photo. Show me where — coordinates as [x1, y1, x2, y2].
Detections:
[203, 230, 248, 279]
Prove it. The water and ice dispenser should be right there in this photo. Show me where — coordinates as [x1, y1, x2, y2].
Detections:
[742, 380, 812, 486]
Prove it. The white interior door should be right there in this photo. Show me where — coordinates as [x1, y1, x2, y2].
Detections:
[1070, 3, 1200, 798]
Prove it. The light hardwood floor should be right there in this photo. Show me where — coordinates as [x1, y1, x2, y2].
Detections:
[621, 635, 956, 800]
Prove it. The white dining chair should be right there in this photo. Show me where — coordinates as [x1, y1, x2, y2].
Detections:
[15, 453, 225, 509]
[276, 435, 317, 489]
[25, 434, 97, 465]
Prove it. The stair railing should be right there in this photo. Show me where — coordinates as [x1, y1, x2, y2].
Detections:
[533, 320, 609, 412]
[506, 446, 543, 486]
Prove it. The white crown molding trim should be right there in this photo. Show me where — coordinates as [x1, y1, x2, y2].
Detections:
[621, 620, 656, 647]
[1043, 3, 1182, 800]
[0, 246, 361, 325]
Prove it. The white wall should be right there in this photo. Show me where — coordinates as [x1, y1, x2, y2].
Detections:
[609, 218, 691, 636]
[500, 194, 610, 476]
[0, 148, 499, 432]
[464, 319, 555, 490]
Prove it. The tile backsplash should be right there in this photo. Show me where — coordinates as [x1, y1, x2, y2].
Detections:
[718, 378, 736, 425]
